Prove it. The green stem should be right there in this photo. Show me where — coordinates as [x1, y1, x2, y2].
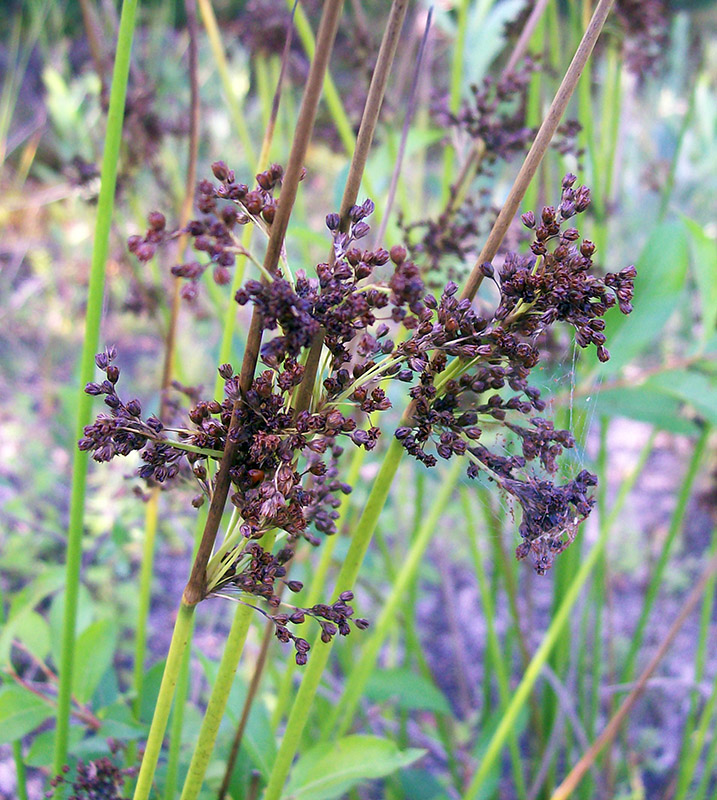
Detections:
[440, 0, 470, 207]
[12, 740, 27, 800]
[178, 601, 257, 800]
[53, 0, 139, 776]
[132, 492, 159, 719]
[620, 426, 710, 684]
[133, 602, 195, 800]
[322, 459, 462, 740]
[673, 526, 717, 800]
[196, 0, 256, 166]
[462, 489, 527, 800]
[262, 436, 405, 800]
[462, 428, 656, 800]
[163, 620, 194, 800]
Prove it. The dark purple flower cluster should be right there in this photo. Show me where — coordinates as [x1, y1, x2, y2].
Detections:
[107, 165, 636, 608]
[446, 61, 583, 173]
[615, 0, 670, 75]
[47, 745, 134, 800]
[387, 175, 635, 572]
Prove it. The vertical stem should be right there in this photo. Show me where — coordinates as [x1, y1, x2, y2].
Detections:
[178, 602, 256, 800]
[321, 459, 462, 740]
[440, 0, 470, 206]
[54, 0, 139, 776]
[463, 489, 527, 800]
[620, 426, 710, 683]
[12, 741, 28, 800]
[132, 603, 195, 800]
[261, 437, 405, 800]
[196, 0, 256, 166]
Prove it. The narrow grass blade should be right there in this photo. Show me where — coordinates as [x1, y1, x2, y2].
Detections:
[53, 0, 139, 776]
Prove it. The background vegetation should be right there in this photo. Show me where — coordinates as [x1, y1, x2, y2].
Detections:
[1, 1, 716, 799]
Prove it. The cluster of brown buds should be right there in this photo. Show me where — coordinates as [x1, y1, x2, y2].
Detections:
[83, 163, 635, 660]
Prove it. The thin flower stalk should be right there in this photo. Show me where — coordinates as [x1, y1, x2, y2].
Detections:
[196, 0, 256, 166]
[179, 532, 275, 800]
[132, 0, 201, 723]
[462, 429, 656, 799]
[261, 5, 618, 793]
[549, 550, 717, 800]
[319, 458, 463, 740]
[53, 0, 139, 777]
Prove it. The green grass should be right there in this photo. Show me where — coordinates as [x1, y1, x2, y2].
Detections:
[1, 3, 716, 800]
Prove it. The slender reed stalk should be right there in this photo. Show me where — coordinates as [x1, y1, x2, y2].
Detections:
[53, 0, 139, 777]
[178, 539, 274, 800]
[549, 551, 717, 800]
[196, 0, 256, 166]
[461, 429, 656, 800]
[440, 0, 470, 206]
[620, 425, 710, 683]
[463, 488, 528, 800]
[321, 459, 463, 740]
[374, 6, 432, 246]
[673, 527, 717, 800]
[262, 5, 617, 794]
[132, 603, 195, 800]
[132, 0, 200, 725]
[12, 741, 28, 800]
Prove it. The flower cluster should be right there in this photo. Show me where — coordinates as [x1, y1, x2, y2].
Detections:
[88, 166, 635, 650]
[390, 175, 635, 572]
[615, 0, 670, 75]
[215, 545, 368, 665]
[407, 63, 581, 284]
[47, 744, 134, 800]
[446, 60, 582, 174]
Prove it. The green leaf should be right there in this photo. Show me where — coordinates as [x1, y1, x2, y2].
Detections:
[71, 619, 117, 704]
[0, 570, 65, 664]
[602, 220, 689, 372]
[364, 668, 451, 715]
[26, 727, 84, 767]
[576, 385, 699, 434]
[97, 702, 147, 741]
[683, 216, 717, 346]
[644, 370, 717, 425]
[282, 735, 425, 800]
[0, 685, 53, 744]
[0, 610, 51, 665]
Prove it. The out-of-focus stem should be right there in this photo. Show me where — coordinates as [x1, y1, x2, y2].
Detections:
[461, 0, 616, 303]
[54, 0, 139, 778]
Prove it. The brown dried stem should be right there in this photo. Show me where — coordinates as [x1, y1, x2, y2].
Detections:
[291, 0, 410, 417]
[183, 1, 346, 607]
[460, 0, 616, 303]
[504, 0, 551, 75]
[549, 551, 717, 800]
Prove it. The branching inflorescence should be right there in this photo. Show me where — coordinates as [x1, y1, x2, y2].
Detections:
[81, 165, 635, 660]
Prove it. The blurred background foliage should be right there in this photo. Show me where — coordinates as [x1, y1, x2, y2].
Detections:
[1, 1, 717, 799]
